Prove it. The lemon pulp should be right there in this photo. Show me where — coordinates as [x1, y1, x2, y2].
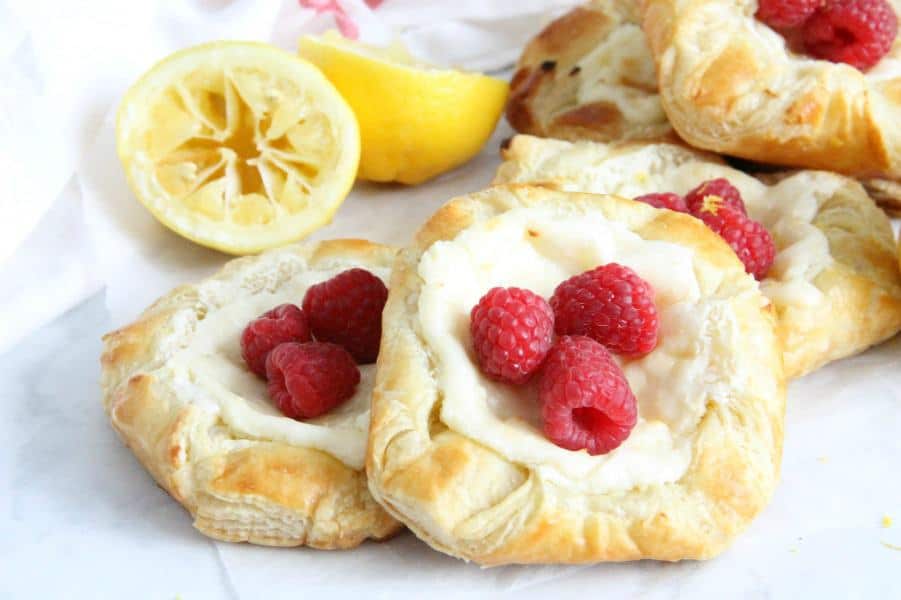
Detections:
[117, 42, 360, 254]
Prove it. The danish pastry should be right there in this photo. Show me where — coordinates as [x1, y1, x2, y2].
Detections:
[495, 135, 901, 378]
[506, 0, 901, 211]
[100, 240, 400, 548]
[641, 0, 901, 189]
[368, 184, 786, 564]
[506, 0, 674, 144]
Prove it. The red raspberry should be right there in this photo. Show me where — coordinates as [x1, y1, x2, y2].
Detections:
[302, 268, 388, 364]
[695, 203, 776, 280]
[633, 192, 689, 213]
[550, 263, 659, 357]
[802, 0, 897, 70]
[685, 178, 747, 216]
[240, 303, 311, 378]
[756, 0, 823, 28]
[265, 342, 360, 419]
[539, 336, 637, 455]
[470, 287, 555, 384]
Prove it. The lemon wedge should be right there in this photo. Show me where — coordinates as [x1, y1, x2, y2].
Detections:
[299, 31, 508, 185]
[116, 41, 360, 255]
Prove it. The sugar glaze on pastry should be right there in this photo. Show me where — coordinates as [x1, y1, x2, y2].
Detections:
[642, 0, 901, 183]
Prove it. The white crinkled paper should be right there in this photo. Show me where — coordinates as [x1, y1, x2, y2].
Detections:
[4, 1, 900, 597]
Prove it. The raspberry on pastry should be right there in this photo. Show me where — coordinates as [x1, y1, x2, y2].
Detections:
[756, 0, 823, 28]
[634, 192, 688, 212]
[470, 287, 555, 384]
[499, 0, 901, 212]
[240, 303, 311, 378]
[266, 342, 360, 420]
[302, 267, 388, 364]
[641, 0, 901, 183]
[539, 335, 637, 455]
[369, 184, 786, 565]
[495, 135, 901, 378]
[694, 201, 776, 280]
[685, 178, 747, 216]
[802, 0, 898, 70]
[550, 263, 659, 356]
[100, 240, 400, 549]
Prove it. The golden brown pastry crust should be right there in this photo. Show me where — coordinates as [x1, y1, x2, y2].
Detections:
[367, 184, 786, 564]
[507, 0, 901, 211]
[506, 0, 677, 144]
[496, 135, 901, 378]
[863, 178, 901, 214]
[640, 0, 901, 183]
[101, 239, 401, 548]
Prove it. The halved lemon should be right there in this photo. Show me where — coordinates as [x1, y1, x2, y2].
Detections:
[116, 41, 360, 255]
[299, 31, 509, 185]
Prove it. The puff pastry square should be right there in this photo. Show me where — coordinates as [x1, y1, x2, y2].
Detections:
[495, 135, 901, 378]
[641, 0, 901, 188]
[101, 240, 401, 548]
[368, 184, 786, 564]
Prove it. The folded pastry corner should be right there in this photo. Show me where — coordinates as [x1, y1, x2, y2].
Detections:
[640, 0, 901, 186]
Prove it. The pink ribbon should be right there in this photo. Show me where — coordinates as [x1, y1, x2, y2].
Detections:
[299, 0, 384, 39]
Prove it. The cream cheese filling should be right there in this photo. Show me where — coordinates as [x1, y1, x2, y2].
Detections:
[576, 24, 667, 126]
[517, 142, 839, 308]
[167, 262, 389, 470]
[417, 207, 754, 493]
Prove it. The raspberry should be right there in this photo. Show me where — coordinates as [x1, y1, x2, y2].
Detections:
[633, 192, 689, 213]
[240, 303, 311, 378]
[550, 263, 659, 357]
[302, 268, 388, 364]
[685, 178, 747, 216]
[695, 203, 776, 280]
[538, 336, 637, 455]
[265, 342, 360, 420]
[470, 287, 555, 384]
[756, 0, 823, 28]
[802, 0, 897, 70]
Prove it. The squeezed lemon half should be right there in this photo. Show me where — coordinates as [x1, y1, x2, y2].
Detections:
[116, 41, 360, 254]
[299, 31, 509, 185]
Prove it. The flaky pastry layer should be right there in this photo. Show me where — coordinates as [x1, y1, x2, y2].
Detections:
[641, 0, 901, 186]
[506, 0, 901, 211]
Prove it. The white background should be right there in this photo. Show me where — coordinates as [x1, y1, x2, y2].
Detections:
[1, 0, 900, 598]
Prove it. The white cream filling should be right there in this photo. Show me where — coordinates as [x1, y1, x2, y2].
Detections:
[576, 24, 668, 126]
[417, 207, 753, 493]
[166, 262, 389, 470]
[520, 143, 839, 308]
